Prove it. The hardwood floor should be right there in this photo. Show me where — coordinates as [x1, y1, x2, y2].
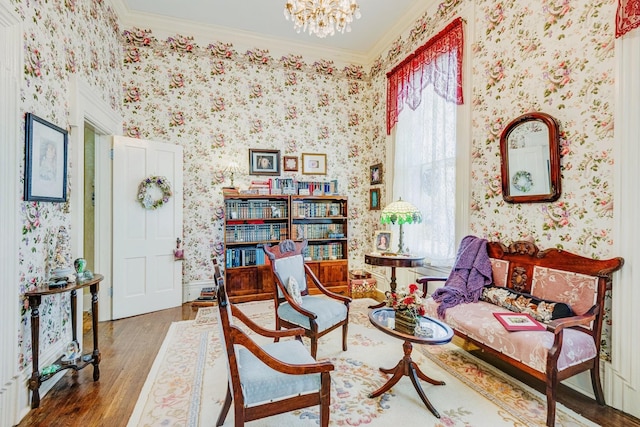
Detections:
[17, 303, 640, 427]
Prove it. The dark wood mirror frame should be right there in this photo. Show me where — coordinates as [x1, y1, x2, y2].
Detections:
[500, 112, 561, 203]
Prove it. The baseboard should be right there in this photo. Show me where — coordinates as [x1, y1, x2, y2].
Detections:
[183, 279, 216, 302]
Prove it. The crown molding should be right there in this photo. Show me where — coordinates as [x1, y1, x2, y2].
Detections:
[110, 0, 369, 66]
[364, 1, 434, 63]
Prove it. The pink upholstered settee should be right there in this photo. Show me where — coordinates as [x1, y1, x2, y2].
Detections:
[418, 240, 623, 427]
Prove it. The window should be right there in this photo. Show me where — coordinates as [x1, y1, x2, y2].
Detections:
[387, 18, 468, 267]
[394, 84, 457, 266]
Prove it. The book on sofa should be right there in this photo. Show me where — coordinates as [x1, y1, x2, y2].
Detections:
[493, 312, 545, 331]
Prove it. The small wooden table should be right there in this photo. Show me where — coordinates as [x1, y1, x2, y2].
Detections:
[368, 308, 453, 418]
[364, 253, 424, 293]
[24, 274, 103, 409]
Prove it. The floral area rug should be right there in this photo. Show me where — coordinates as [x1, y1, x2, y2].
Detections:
[127, 298, 597, 427]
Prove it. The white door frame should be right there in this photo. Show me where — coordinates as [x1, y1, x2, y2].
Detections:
[0, 0, 23, 424]
[69, 76, 122, 322]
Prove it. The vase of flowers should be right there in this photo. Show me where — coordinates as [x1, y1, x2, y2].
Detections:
[385, 284, 426, 334]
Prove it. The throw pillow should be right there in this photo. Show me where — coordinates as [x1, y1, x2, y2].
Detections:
[481, 285, 573, 323]
[287, 276, 303, 305]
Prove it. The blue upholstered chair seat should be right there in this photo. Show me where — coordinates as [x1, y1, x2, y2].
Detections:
[237, 340, 321, 406]
[277, 296, 348, 331]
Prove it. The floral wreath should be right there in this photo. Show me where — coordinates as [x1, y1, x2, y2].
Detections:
[137, 176, 172, 210]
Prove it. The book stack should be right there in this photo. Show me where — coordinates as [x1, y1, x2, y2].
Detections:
[191, 286, 217, 310]
[394, 310, 417, 335]
[249, 180, 272, 194]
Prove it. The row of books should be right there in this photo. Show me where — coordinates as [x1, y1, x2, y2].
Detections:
[303, 243, 344, 261]
[291, 201, 344, 218]
[271, 178, 339, 195]
[225, 200, 288, 220]
[225, 247, 268, 268]
[292, 224, 345, 240]
[225, 224, 288, 243]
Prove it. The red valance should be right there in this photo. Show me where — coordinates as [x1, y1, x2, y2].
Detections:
[616, 0, 640, 38]
[386, 18, 464, 135]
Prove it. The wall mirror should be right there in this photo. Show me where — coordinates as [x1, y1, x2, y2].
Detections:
[500, 112, 561, 203]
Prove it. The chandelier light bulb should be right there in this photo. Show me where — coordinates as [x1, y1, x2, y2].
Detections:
[284, 0, 361, 38]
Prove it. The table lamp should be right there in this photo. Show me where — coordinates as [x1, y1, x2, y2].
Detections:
[380, 197, 423, 254]
[223, 161, 241, 189]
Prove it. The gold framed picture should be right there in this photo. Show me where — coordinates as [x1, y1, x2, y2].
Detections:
[301, 153, 327, 175]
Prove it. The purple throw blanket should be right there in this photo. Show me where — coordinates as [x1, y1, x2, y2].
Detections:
[432, 235, 493, 318]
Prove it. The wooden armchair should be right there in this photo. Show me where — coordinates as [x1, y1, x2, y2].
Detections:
[263, 239, 352, 358]
[215, 278, 334, 427]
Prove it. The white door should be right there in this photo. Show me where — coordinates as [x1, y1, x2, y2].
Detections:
[112, 136, 183, 319]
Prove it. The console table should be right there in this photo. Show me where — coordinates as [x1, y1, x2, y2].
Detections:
[24, 274, 103, 408]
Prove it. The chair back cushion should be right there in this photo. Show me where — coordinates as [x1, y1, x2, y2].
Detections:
[273, 254, 308, 296]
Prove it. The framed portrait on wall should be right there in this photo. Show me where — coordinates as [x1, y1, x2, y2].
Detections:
[24, 113, 68, 202]
[249, 149, 280, 176]
[370, 163, 383, 185]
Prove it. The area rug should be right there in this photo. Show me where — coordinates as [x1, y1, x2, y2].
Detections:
[127, 298, 597, 427]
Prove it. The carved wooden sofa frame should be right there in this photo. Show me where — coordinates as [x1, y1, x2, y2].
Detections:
[418, 240, 624, 427]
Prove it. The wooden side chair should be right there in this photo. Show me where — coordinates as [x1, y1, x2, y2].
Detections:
[215, 278, 334, 427]
[263, 239, 352, 358]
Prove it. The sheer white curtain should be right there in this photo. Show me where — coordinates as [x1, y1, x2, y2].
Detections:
[393, 75, 457, 266]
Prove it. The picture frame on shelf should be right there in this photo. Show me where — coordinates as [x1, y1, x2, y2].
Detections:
[301, 153, 327, 175]
[283, 156, 298, 172]
[370, 163, 383, 185]
[373, 230, 392, 253]
[24, 113, 68, 202]
[369, 188, 380, 210]
[249, 149, 280, 176]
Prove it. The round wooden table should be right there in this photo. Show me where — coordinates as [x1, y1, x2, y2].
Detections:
[368, 307, 453, 418]
[364, 253, 424, 293]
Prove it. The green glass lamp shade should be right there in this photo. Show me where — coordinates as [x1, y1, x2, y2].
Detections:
[380, 198, 423, 225]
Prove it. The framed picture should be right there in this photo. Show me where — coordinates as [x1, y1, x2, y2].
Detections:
[301, 153, 327, 175]
[283, 156, 298, 172]
[249, 149, 280, 176]
[24, 113, 68, 202]
[373, 230, 392, 253]
[370, 163, 383, 185]
[369, 188, 381, 210]
[493, 312, 545, 331]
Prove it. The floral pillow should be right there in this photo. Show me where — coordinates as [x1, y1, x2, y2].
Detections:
[286, 276, 303, 305]
[481, 285, 574, 323]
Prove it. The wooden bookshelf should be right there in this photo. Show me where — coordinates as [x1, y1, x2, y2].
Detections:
[223, 194, 349, 302]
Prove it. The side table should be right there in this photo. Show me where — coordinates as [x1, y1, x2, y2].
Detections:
[364, 253, 424, 293]
[24, 274, 104, 409]
[368, 308, 453, 418]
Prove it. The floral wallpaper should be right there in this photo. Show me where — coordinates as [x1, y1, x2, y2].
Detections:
[367, 0, 618, 358]
[120, 30, 385, 284]
[13, 0, 620, 373]
[13, 0, 122, 370]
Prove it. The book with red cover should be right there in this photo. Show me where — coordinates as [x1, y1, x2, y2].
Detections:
[493, 312, 546, 331]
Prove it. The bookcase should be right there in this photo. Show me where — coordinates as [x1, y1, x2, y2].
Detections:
[223, 194, 349, 302]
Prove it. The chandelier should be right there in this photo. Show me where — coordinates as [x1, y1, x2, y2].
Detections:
[284, 0, 362, 38]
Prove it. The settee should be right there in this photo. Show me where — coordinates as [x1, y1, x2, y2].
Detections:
[417, 240, 623, 427]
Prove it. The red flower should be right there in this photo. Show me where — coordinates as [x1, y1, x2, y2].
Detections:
[408, 283, 418, 293]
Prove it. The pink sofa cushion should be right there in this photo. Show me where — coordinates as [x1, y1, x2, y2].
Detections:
[489, 258, 509, 287]
[424, 298, 597, 373]
[531, 266, 598, 316]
